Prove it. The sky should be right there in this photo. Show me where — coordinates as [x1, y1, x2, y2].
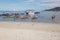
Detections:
[0, 0, 60, 11]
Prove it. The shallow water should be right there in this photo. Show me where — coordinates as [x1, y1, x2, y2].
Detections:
[0, 11, 60, 23]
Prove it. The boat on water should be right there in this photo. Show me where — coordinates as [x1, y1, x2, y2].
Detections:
[25, 10, 38, 19]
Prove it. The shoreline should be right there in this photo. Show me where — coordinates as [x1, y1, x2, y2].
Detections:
[0, 22, 60, 32]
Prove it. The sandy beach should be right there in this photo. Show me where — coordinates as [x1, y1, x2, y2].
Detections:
[0, 22, 60, 40]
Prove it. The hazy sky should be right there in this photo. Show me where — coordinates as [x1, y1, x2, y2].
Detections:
[0, 0, 60, 11]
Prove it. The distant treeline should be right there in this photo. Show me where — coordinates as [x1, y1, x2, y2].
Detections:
[44, 7, 60, 11]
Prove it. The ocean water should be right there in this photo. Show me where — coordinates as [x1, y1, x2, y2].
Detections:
[0, 11, 60, 23]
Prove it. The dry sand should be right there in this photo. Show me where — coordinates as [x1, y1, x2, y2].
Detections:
[0, 22, 60, 40]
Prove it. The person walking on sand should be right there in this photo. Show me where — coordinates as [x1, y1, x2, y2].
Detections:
[51, 14, 56, 23]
